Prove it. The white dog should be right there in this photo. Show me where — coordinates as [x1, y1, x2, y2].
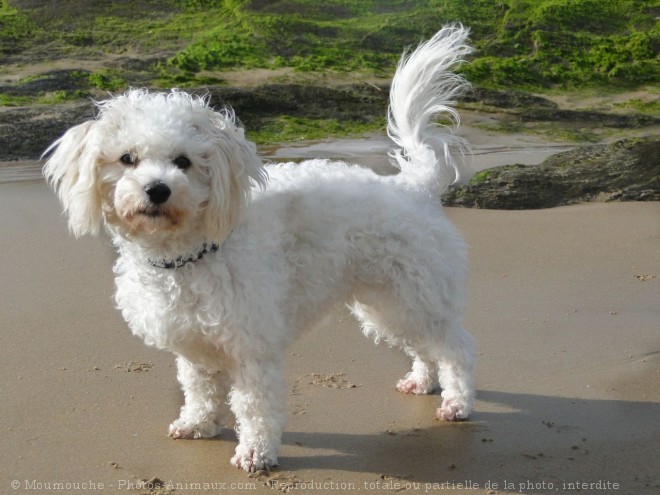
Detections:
[44, 25, 475, 472]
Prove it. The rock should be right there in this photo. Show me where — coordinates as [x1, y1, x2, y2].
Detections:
[0, 69, 91, 96]
[460, 87, 558, 110]
[0, 101, 96, 160]
[206, 83, 389, 130]
[443, 137, 660, 209]
[520, 108, 660, 128]
[0, 83, 389, 160]
[460, 88, 660, 128]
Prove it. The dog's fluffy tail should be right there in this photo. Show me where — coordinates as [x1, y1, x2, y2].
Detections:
[387, 25, 472, 193]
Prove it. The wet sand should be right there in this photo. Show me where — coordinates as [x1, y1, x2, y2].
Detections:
[1, 180, 658, 494]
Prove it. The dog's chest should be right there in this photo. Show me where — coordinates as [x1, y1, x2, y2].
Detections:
[114, 262, 227, 352]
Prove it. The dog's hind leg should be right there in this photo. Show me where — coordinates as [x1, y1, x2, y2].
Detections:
[169, 355, 229, 439]
[352, 297, 474, 421]
[398, 321, 475, 421]
[396, 352, 437, 395]
[351, 300, 437, 395]
[433, 324, 475, 421]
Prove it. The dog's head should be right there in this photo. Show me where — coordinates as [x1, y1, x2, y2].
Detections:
[43, 89, 266, 250]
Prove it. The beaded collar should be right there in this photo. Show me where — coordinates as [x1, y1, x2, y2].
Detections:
[147, 243, 219, 269]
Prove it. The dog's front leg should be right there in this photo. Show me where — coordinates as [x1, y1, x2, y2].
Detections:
[168, 355, 229, 439]
[228, 356, 287, 472]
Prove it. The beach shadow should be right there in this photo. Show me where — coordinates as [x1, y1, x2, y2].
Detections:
[276, 390, 660, 488]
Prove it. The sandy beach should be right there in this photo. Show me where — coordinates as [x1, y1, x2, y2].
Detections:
[1, 177, 658, 494]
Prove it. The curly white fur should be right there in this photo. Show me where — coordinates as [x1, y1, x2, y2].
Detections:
[43, 25, 476, 472]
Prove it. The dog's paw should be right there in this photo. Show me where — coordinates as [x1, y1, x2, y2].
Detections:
[231, 447, 278, 473]
[436, 397, 470, 422]
[168, 417, 222, 439]
[396, 375, 435, 395]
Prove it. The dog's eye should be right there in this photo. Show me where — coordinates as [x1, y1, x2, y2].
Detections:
[120, 153, 137, 166]
[173, 155, 192, 170]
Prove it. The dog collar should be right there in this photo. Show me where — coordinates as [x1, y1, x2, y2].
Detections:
[147, 243, 219, 269]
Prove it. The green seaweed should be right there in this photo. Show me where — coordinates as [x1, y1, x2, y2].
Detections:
[4, 0, 658, 90]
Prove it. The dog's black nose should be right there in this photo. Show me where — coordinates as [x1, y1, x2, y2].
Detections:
[144, 181, 171, 205]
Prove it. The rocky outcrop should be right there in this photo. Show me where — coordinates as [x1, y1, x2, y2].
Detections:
[442, 138, 660, 209]
[2, 78, 657, 210]
[0, 82, 389, 160]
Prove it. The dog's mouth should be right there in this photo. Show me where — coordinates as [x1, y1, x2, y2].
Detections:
[118, 204, 186, 234]
[137, 206, 165, 218]
[135, 206, 181, 225]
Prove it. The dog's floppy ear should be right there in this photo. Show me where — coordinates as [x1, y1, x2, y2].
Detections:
[203, 111, 268, 243]
[43, 120, 103, 237]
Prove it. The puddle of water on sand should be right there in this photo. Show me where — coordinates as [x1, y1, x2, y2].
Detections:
[261, 133, 575, 181]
